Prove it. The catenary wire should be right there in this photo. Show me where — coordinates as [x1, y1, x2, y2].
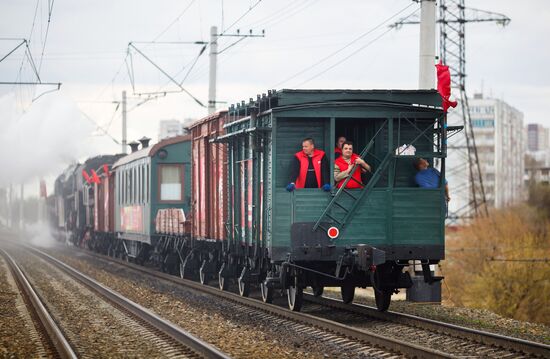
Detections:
[272, 1, 417, 88]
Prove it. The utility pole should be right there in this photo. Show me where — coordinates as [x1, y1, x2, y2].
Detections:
[207, 26, 265, 115]
[407, 0, 438, 303]
[19, 184, 24, 231]
[122, 90, 127, 154]
[391, 0, 510, 222]
[208, 26, 218, 115]
[418, 0, 436, 89]
[8, 183, 12, 229]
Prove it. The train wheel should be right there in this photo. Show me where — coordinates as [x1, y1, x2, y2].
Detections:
[199, 260, 209, 285]
[260, 280, 273, 303]
[312, 286, 324, 297]
[218, 264, 228, 291]
[287, 276, 303, 311]
[375, 289, 392, 312]
[238, 267, 250, 297]
[341, 284, 355, 304]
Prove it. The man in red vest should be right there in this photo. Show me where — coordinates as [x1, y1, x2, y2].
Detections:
[287, 138, 330, 191]
[334, 141, 371, 189]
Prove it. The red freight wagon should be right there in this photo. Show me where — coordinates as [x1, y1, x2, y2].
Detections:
[94, 167, 117, 234]
[189, 111, 228, 241]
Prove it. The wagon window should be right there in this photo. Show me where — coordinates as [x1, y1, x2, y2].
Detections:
[159, 164, 184, 201]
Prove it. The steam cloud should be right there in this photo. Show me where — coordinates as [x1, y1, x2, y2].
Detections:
[0, 92, 95, 187]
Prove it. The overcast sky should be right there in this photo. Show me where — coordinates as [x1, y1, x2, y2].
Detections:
[1, 0, 549, 192]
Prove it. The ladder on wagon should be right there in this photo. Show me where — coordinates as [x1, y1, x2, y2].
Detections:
[313, 120, 391, 233]
[312, 115, 459, 233]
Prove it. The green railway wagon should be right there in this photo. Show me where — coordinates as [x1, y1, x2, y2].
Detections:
[112, 135, 192, 265]
[217, 89, 454, 311]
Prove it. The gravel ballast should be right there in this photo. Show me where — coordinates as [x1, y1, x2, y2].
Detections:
[317, 287, 550, 345]
[9, 247, 204, 358]
[0, 254, 53, 358]
[50, 248, 399, 358]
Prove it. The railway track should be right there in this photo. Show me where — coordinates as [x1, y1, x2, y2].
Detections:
[303, 294, 550, 358]
[0, 248, 76, 359]
[2, 244, 229, 359]
[302, 295, 550, 358]
[53, 245, 550, 358]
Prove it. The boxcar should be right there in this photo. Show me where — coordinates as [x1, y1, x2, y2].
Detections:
[111, 135, 192, 264]
[189, 111, 228, 241]
[88, 155, 124, 251]
[213, 89, 448, 311]
[181, 111, 229, 283]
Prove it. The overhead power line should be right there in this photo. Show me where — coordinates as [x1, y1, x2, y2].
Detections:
[152, 0, 197, 43]
[126, 42, 207, 107]
[272, 2, 418, 88]
[220, 0, 263, 36]
[38, 0, 55, 73]
[295, 20, 411, 87]
[0, 38, 61, 90]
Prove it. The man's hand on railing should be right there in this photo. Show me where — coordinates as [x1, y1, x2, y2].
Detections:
[286, 183, 296, 192]
[354, 158, 371, 172]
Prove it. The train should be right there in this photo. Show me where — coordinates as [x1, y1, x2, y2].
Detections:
[49, 89, 449, 312]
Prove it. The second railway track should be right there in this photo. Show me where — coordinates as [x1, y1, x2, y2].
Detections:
[0, 248, 75, 358]
[41, 244, 550, 358]
[1, 243, 229, 359]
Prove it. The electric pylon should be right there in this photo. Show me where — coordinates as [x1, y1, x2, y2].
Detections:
[392, 0, 510, 222]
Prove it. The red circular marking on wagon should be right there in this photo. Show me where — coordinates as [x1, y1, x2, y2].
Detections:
[327, 226, 339, 239]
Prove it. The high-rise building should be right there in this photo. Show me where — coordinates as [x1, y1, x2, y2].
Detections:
[447, 94, 524, 214]
[525, 123, 550, 167]
[158, 119, 186, 140]
[527, 123, 549, 152]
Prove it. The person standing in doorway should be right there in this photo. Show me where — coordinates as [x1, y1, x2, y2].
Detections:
[334, 141, 371, 189]
[335, 136, 346, 159]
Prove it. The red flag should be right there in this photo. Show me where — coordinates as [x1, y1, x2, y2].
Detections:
[435, 61, 458, 112]
[90, 169, 101, 184]
[103, 164, 109, 177]
[82, 169, 92, 183]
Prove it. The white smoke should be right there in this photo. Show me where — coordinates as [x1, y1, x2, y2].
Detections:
[26, 221, 56, 248]
[0, 92, 95, 187]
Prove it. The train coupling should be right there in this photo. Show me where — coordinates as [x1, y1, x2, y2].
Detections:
[354, 244, 386, 271]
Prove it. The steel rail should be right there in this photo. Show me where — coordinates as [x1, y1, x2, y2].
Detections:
[72, 249, 458, 359]
[0, 249, 77, 359]
[27, 247, 230, 359]
[304, 294, 550, 358]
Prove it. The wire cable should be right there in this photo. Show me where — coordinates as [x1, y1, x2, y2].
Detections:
[240, 0, 309, 30]
[37, 0, 55, 73]
[272, 2, 418, 88]
[152, 0, 197, 43]
[220, 0, 263, 36]
[295, 25, 398, 87]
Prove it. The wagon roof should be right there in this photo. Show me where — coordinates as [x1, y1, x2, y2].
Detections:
[227, 89, 444, 118]
[187, 110, 228, 130]
[276, 89, 442, 107]
[112, 134, 191, 169]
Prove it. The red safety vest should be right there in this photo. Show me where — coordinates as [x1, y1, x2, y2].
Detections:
[334, 147, 342, 155]
[295, 149, 325, 188]
[335, 154, 363, 189]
